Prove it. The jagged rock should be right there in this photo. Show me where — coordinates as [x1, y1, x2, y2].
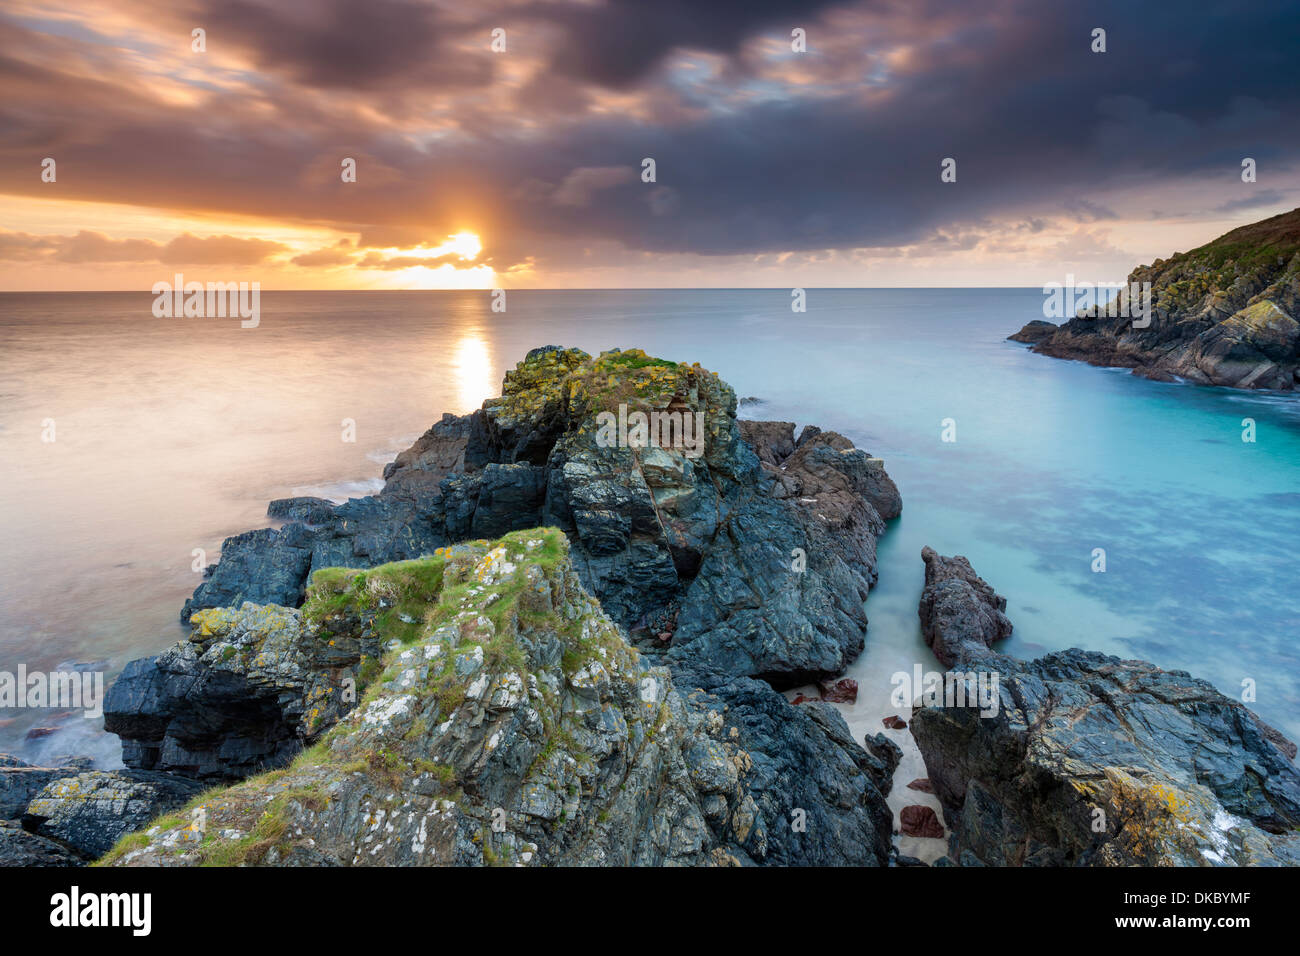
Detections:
[23, 770, 203, 858]
[182, 496, 447, 622]
[0, 820, 83, 866]
[1015, 207, 1300, 390]
[181, 527, 314, 619]
[862, 732, 902, 779]
[0, 755, 91, 819]
[106, 597, 389, 780]
[909, 553, 1300, 866]
[103, 531, 893, 867]
[173, 349, 900, 688]
[102, 347, 904, 865]
[917, 546, 1012, 667]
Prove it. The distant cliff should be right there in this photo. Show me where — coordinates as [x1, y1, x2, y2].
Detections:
[1010, 207, 1300, 390]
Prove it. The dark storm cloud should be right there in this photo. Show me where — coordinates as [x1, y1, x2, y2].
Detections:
[1, 0, 1298, 268]
[533, 0, 848, 88]
[192, 0, 494, 91]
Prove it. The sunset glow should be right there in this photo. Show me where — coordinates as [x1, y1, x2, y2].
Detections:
[0, 1, 1297, 289]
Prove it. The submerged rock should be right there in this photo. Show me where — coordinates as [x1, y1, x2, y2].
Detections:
[909, 553, 1300, 866]
[103, 530, 893, 867]
[899, 805, 944, 839]
[817, 677, 858, 704]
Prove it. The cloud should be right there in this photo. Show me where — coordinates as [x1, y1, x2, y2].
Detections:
[0, 229, 288, 265]
[53, 231, 163, 263]
[1, 0, 1299, 281]
[157, 233, 289, 265]
[291, 246, 357, 267]
[552, 166, 635, 207]
[356, 251, 468, 270]
[1216, 189, 1290, 214]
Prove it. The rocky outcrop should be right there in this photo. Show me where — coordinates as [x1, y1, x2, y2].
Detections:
[917, 546, 1012, 667]
[0, 754, 92, 819]
[22, 770, 203, 859]
[1, 755, 202, 863]
[103, 531, 893, 867]
[108, 347, 900, 779]
[0, 821, 83, 866]
[909, 552, 1300, 866]
[1007, 319, 1057, 344]
[104, 602, 388, 780]
[168, 348, 898, 689]
[96, 348, 903, 866]
[1011, 207, 1300, 390]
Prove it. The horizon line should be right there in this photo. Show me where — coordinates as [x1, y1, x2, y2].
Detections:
[0, 285, 1052, 293]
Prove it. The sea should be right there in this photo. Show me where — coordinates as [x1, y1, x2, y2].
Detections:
[2, 289, 1297, 857]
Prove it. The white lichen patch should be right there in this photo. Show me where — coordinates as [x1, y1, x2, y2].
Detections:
[361, 694, 415, 729]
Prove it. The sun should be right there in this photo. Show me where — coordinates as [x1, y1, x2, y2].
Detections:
[441, 232, 482, 260]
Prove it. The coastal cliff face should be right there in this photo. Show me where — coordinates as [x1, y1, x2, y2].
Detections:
[1010, 207, 1300, 389]
[95, 346, 903, 866]
[101, 531, 894, 866]
[910, 549, 1300, 866]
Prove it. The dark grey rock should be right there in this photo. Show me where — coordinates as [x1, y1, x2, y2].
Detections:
[910, 553, 1300, 866]
[1007, 319, 1058, 344]
[0, 820, 84, 866]
[106, 347, 906, 866]
[23, 770, 203, 859]
[105, 602, 385, 781]
[917, 546, 1012, 667]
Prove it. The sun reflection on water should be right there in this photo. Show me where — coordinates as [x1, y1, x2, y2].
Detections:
[453, 332, 495, 412]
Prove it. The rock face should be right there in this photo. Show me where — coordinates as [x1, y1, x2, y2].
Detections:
[22, 770, 203, 859]
[917, 546, 1012, 667]
[909, 553, 1300, 866]
[165, 348, 898, 690]
[103, 531, 893, 867]
[109, 348, 904, 837]
[105, 602, 388, 780]
[0, 821, 83, 867]
[1011, 207, 1300, 389]
[1, 755, 202, 863]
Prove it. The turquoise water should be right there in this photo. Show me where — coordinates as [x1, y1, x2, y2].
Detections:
[1, 289, 1297, 764]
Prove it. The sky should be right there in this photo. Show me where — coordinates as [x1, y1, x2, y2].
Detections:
[1, 0, 1298, 290]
